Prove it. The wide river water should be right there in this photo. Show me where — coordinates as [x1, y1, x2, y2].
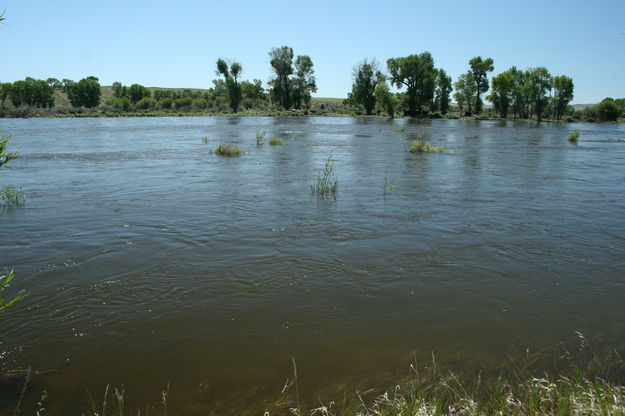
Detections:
[1, 116, 625, 414]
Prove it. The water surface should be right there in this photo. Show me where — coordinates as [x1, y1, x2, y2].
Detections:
[1, 117, 625, 414]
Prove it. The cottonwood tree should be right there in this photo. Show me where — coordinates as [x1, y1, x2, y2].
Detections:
[487, 71, 515, 118]
[268, 46, 294, 109]
[350, 59, 380, 115]
[552, 75, 574, 120]
[291, 55, 316, 109]
[435, 69, 452, 114]
[454, 73, 476, 115]
[386, 52, 437, 117]
[525, 67, 551, 120]
[375, 74, 398, 118]
[468, 56, 494, 115]
[216, 59, 243, 113]
[63, 76, 101, 108]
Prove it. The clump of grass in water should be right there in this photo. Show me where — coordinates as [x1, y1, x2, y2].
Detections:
[394, 126, 406, 133]
[215, 143, 244, 157]
[311, 156, 338, 195]
[0, 185, 25, 207]
[407, 140, 444, 153]
[568, 129, 580, 143]
[201, 136, 210, 144]
[269, 137, 283, 146]
[382, 171, 396, 194]
[256, 130, 267, 146]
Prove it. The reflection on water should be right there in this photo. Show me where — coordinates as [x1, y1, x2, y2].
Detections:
[1, 117, 625, 414]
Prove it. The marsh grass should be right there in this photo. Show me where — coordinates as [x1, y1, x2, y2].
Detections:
[311, 156, 338, 195]
[568, 129, 580, 143]
[267, 335, 625, 416]
[215, 143, 244, 157]
[0, 185, 25, 207]
[201, 136, 210, 144]
[256, 130, 267, 146]
[269, 137, 284, 146]
[394, 126, 406, 133]
[407, 140, 445, 153]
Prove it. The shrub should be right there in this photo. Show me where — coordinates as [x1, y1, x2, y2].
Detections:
[594, 98, 621, 122]
[158, 98, 173, 109]
[174, 97, 193, 110]
[408, 140, 445, 153]
[105, 97, 131, 112]
[269, 137, 283, 146]
[568, 129, 580, 143]
[215, 143, 244, 157]
[311, 156, 338, 195]
[135, 97, 156, 110]
[192, 98, 208, 109]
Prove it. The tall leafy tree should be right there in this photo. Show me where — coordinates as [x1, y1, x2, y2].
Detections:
[375, 74, 398, 118]
[487, 71, 515, 118]
[64, 76, 101, 108]
[435, 69, 452, 114]
[291, 55, 316, 109]
[386, 52, 436, 117]
[468, 56, 494, 115]
[552, 75, 574, 120]
[128, 84, 151, 104]
[216, 59, 243, 113]
[350, 59, 380, 115]
[454, 73, 476, 115]
[525, 67, 551, 120]
[268, 46, 294, 110]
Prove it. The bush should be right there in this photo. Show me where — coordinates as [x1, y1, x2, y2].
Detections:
[192, 98, 208, 109]
[594, 98, 621, 122]
[158, 98, 173, 109]
[568, 129, 580, 143]
[174, 97, 193, 110]
[408, 140, 445, 153]
[269, 137, 283, 146]
[105, 97, 131, 112]
[215, 143, 244, 157]
[135, 97, 156, 110]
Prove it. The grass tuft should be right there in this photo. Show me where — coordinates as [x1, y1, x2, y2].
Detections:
[568, 129, 580, 143]
[407, 140, 445, 153]
[394, 126, 406, 133]
[256, 130, 267, 146]
[0, 185, 25, 207]
[269, 137, 284, 146]
[201, 136, 210, 144]
[215, 143, 244, 157]
[311, 156, 338, 195]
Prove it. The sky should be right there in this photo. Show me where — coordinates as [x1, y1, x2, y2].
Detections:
[1, 0, 624, 104]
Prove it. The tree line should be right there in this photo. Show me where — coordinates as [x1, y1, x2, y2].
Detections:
[1, 46, 624, 121]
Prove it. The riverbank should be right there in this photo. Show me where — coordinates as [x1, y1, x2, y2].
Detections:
[1, 106, 623, 123]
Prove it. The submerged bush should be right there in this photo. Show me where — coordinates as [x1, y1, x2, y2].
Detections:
[407, 140, 444, 153]
[311, 156, 338, 195]
[201, 136, 210, 144]
[215, 143, 244, 157]
[568, 129, 580, 143]
[269, 137, 283, 146]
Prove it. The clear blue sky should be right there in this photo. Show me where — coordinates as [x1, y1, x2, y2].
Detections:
[2, 0, 624, 104]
